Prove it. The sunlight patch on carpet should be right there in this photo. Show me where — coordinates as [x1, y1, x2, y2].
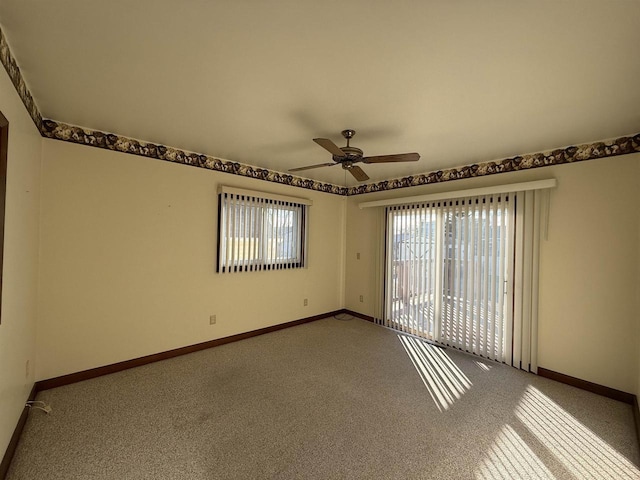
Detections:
[398, 335, 471, 412]
[475, 424, 556, 479]
[474, 361, 493, 371]
[515, 386, 640, 480]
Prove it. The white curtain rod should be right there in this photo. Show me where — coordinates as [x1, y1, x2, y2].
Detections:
[219, 185, 313, 206]
[358, 179, 557, 209]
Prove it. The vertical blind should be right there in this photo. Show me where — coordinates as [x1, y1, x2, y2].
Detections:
[365, 180, 554, 373]
[511, 189, 545, 372]
[217, 189, 309, 273]
[383, 195, 512, 363]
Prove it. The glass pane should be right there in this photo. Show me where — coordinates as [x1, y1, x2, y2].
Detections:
[218, 193, 307, 273]
[388, 207, 437, 338]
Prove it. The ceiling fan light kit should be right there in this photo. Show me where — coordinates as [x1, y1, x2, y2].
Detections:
[290, 129, 420, 182]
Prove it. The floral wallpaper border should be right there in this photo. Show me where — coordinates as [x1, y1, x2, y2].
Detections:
[41, 120, 640, 197]
[1, 25, 639, 197]
[0, 28, 43, 132]
[346, 133, 640, 196]
[40, 119, 348, 195]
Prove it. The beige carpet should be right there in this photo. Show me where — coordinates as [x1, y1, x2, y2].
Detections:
[7, 317, 640, 479]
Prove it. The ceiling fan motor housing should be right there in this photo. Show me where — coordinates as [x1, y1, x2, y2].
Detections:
[333, 146, 363, 162]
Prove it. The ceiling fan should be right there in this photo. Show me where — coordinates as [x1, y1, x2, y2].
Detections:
[289, 129, 420, 182]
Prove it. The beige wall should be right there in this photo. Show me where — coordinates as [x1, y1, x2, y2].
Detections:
[4, 86, 637, 441]
[346, 154, 640, 394]
[36, 139, 346, 380]
[0, 73, 42, 454]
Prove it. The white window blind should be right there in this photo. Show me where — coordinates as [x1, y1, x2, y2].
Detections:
[384, 195, 512, 362]
[377, 181, 554, 372]
[217, 188, 309, 273]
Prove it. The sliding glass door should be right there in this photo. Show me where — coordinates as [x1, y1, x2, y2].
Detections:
[385, 195, 514, 362]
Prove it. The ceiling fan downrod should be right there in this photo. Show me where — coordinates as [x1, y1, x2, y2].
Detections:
[341, 129, 356, 147]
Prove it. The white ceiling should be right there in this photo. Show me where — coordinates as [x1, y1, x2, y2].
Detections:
[1, 0, 639, 187]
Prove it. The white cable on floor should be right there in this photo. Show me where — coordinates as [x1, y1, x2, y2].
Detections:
[26, 400, 52, 414]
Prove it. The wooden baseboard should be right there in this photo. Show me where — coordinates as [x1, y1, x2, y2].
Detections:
[634, 396, 640, 452]
[0, 384, 37, 480]
[537, 367, 634, 405]
[343, 309, 375, 323]
[2, 311, 342, 479]
[12, 314, 639, 476]
[36, 310, 342, 392]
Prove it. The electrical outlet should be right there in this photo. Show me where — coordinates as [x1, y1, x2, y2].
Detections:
[210, 314, 217, 325]
[304, 298, 308, 306]
[357, 252, 361, 260]
[359, 295, 364, 303]
[25, 360, 30, 378]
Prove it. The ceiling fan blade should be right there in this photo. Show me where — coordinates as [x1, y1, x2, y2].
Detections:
[288, 162, 336, 172]
[313, 138, 345, 157]
[362, 152, 420, 163]
[348, 165, 370, 182]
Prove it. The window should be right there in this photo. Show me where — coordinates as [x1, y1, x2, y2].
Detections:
[217, 187, 309, 273]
